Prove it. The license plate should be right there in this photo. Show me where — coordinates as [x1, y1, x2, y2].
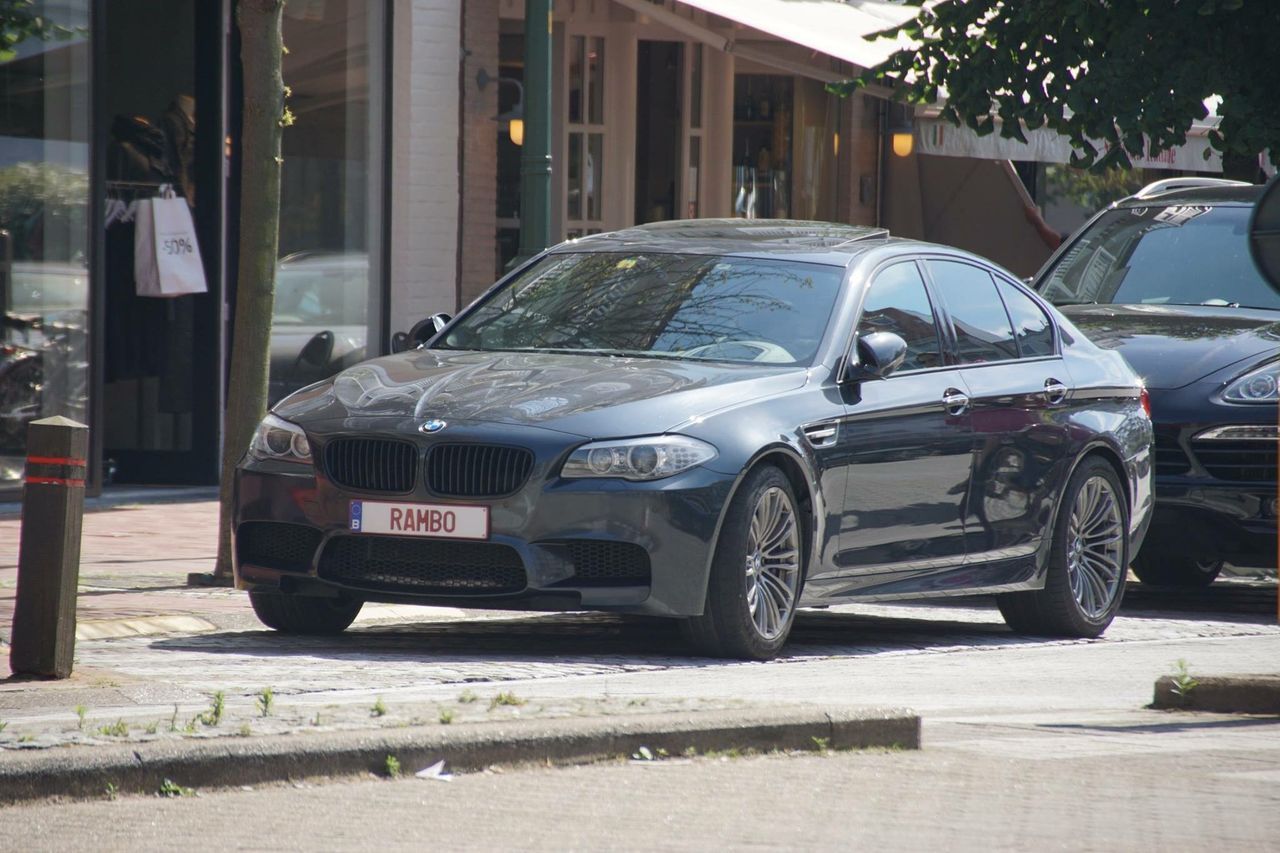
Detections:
[349, 500, 489, 540]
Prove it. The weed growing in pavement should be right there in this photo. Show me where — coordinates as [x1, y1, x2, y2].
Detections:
[184, 718, 198, 735]
[98, 719, 129, 738]
[457, 689, 478, 704]
[439, 708, 455, 725]
[1171, 659, 1199, 697]
[169, 705, 180, 733]
[75, 705, 88, 731]
[810, 736, 831, 753]
[257, 687, 275, 717]
[310, 711, 323, 727]
[0, 721, 7, 734]
[384, 755, 401, 778]
[158, 778, 195, 798]
[371, 697, 388, 717]
[104, 782, 119, 801]
[238, 723, 252, 737]
[18, 734, 33, 743]
[199, 691, 226, 727]
[144, 721, 159, 735]
[489, 691, 526, 710]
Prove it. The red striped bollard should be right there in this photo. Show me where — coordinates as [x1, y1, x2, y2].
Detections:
[9, 416, 89, 679]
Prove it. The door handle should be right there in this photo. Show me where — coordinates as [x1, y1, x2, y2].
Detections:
[942, 388, 970, 416]
[1043, 378, 1069, 405]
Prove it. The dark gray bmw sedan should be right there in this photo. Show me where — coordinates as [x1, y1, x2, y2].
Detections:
[234, 220, 1153, 659]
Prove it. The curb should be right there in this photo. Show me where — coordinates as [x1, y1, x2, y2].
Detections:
[0, 706, 919, 804]
[1152, 674, 1280, 714]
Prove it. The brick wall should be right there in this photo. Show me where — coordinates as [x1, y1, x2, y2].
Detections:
[389, 0, 462, 326]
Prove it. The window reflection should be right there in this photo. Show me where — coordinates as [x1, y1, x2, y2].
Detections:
[270, 0, 385, 405]
[0, 1, 91, 489]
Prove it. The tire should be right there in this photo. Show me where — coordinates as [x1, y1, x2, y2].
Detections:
[249, 590, 363, 635]
[1130, 547, 1222, 587]
[998, 456, 1129, 638]
[681, 466, 804, 660]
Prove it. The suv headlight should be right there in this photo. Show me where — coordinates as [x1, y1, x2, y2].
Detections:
[248, 414, 313, 464]
[1223, 361, 1280, 403]
[562, 435, 716, 481]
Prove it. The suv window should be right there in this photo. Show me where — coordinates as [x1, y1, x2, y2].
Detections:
[996, 279, 1055, 357]
[1039, 205, 1280, 310]
[857, 262, 943, 372]
[927, 261, 1018, 364]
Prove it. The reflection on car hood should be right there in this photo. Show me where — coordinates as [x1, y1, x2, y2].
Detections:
[1060, 304, 1280, 389]
[273, 349, 809, 436]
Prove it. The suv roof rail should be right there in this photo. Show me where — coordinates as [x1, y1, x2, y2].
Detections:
[1131, 177, 1252, 200]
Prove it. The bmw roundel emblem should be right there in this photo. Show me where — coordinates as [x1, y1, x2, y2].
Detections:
[420, 418, 447, 434]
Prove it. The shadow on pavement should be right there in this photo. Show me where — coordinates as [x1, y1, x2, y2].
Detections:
[145, 609, 1067, 666]
[1035, 717, 1280, 735]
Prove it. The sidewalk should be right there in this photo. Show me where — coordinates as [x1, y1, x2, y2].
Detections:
[0, 494, 919, 803]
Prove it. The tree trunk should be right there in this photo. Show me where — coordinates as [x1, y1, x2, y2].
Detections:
[213, 0, 285, 579]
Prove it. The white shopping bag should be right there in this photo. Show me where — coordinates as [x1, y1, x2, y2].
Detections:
[135, 184, 207, 297]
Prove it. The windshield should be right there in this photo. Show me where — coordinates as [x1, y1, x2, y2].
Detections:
[1039, 205, 1280, 310]
[437, 252, 845, 365]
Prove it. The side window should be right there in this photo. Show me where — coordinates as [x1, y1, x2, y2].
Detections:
[996, 279, 1055, 357]
[857, 262, 943, 372]
[927, 261, 1018, 364]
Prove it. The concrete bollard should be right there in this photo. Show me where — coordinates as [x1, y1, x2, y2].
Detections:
[9, 416, 89, 679]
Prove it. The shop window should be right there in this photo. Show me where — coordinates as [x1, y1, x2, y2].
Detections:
[732, 75, 838, 221]
[567, 34, 607, 236]
[0, 2, 91, 493]
[270, 0, 387, 405]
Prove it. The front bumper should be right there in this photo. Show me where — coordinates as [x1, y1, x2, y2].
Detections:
[233, 455, 735, 618]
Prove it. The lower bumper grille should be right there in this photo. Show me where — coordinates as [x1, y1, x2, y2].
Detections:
[1153, 433, 1191, 477]
[236, 522, 322, 573]
[1191, 440, 1278, 483]
[317, 536, 526, 595]
[551, 540, 652, 586]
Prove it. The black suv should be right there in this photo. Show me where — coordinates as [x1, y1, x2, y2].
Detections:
[1035, 178, 1277, 586]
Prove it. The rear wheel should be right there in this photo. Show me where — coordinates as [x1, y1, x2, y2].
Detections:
[681, 466, 803, 660]
[1131, 547, 1222, 587]
[249, 590, 363, 635]
[998, 457, 1128, 638]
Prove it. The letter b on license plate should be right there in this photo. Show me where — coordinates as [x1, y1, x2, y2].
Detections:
[349, 500, 489, 540]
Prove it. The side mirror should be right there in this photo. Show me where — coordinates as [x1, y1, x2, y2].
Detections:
[848, 331, 908, 381]
[391, 312, 453, 353]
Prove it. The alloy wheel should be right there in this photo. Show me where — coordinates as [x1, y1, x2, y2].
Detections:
[1066, 475, 1125, 620]
[744, 486, 801, 640]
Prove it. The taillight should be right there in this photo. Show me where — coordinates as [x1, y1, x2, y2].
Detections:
[1140, 388, 1152, 418]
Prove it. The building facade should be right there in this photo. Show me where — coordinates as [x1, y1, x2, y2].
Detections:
[0, 0, 933, 499]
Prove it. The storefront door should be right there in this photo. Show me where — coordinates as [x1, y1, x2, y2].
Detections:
[97, 0, 224, 485]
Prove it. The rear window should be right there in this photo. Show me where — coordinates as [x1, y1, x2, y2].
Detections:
[1039, 205, 1280, 310]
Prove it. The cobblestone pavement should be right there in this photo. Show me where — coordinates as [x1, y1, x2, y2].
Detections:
[2, 498, 1278, 754]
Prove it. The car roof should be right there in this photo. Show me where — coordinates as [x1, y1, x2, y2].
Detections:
[1115, 184, 1261, 208]
[546, 218, 982, 267]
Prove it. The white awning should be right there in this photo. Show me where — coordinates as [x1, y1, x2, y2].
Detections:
[672, 0, 917, 71]
[916, 118, 1223, 173]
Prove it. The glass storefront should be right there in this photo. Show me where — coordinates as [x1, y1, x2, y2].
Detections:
[0, 2, 92, 491]
[270, 0, 387, 405]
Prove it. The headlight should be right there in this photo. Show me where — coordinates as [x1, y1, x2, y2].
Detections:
[1223, 361, 1280, 403]
[562, 435, 717, 481]
[248, 414, 313, 464]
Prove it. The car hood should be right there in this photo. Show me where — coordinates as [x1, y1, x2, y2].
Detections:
[274, 348, 809, 437]
[1058, 304, 1280, 389]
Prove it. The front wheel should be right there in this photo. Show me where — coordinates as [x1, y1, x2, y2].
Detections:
[249, 590, 363, 635]
[998, 457, 1128, 638]
[681, 466, 804, 660]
